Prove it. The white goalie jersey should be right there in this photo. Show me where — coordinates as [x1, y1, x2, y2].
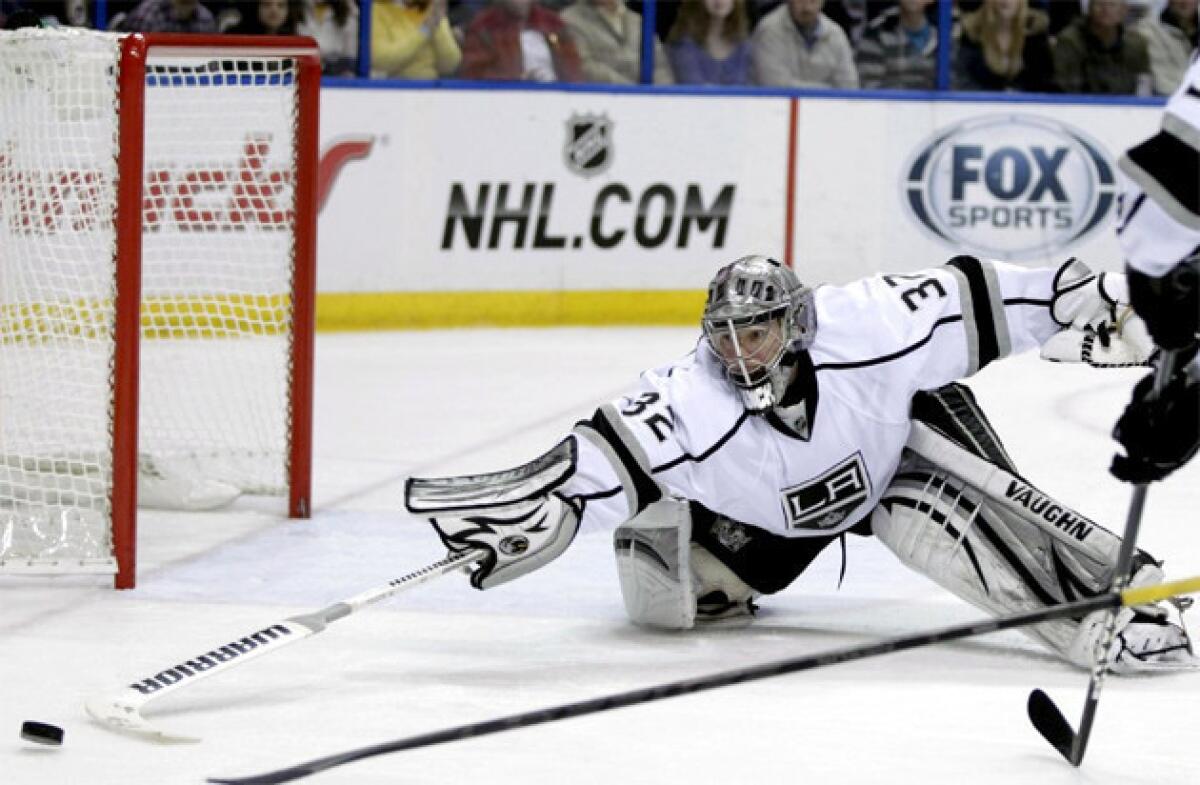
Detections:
[564, 258, 1067, 539]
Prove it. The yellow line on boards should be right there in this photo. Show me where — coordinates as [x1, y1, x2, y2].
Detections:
[1, 291, 708, 337]
[314, 290, 708, 330]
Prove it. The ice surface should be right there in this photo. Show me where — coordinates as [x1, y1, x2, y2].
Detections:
[3, 328, 1198, 784]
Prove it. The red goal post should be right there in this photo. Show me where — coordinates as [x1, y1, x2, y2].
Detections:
[0, 31, 320, 589]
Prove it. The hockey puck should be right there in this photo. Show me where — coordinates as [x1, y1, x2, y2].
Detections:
[20, 721, 63, 746]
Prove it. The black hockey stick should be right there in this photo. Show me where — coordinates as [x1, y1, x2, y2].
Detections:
[208, 575, 1200, 785]
[1027, 350, 1179, 765]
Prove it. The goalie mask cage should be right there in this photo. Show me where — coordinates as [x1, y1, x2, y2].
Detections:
[0, 30, 318, 589]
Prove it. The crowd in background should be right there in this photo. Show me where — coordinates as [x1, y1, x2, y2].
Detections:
[1, 0, 1196, 95]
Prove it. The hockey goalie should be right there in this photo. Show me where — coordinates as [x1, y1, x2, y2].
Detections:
[406, 254, 1195, 674]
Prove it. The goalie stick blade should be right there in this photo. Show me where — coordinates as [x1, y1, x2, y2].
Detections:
[83, 618, 320, 744]
[1027, 689, 1078, 764]
[84, 694, 199, 744]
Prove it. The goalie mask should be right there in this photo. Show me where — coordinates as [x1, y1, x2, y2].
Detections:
[702, 255, 816, 412]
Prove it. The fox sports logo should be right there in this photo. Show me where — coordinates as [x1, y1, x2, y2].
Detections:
[903, 115, 1116, 260]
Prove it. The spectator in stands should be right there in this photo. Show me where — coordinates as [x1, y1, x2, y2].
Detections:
[751, 0, 859, 87]
[121, 0, 217, 31]
[665, 0, 752, 85]
[448, 0, 485, 44]
[1, 2, 29, 27]
[855, 0, 937, 90]
[458, 0, 583, 81]
[1, 4, 37, 28]
[62, 0, 87, 25]
[372, 0, 462, 78]
[228, 0, 297, 33]
[1039, 0, 1082, 35]
[1, 0, 89, 27]
[1136, 0, 1198, 94]
[297, 0, 360, 75]
[953, 0, 1056, 92]
[823, 0, 894, 47]
[560, 0, 674, 84]
[1053, 0, 1152, 94]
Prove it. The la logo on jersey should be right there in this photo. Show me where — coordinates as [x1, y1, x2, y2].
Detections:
[782, 453, 871, 530]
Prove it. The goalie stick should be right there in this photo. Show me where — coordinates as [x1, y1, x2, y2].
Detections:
[1027, 350, 1180, 765]
[85, 549, 483, 743]
[207, 575, 1200, 785]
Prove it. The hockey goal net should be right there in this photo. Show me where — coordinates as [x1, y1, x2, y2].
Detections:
[0, 30, 319, 588]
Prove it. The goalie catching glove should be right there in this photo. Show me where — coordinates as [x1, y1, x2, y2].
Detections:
[1040, 258, 1155, 368]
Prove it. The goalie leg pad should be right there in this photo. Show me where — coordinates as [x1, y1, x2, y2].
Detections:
[615, 499, 695, 629]
[431, 492, 581, 590]
[876, 424, 1193, 671]
[871, 454, 1110, 665]
[614, 498, 758, 630]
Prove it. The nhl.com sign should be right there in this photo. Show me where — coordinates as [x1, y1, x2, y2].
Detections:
[902, 114, 1116, 260]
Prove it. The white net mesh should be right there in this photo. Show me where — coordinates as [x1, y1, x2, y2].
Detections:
[138, 49, 297, 497]
[0, 30, 300, 574]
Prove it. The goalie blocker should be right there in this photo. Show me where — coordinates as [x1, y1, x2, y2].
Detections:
[405, 438, 582, 590]
[405, 439, 758, 625]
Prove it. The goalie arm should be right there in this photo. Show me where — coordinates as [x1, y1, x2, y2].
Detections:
[855, 256, 1151, 396]
[405, 365, 725, 591]
[921, 255, 1152, 369]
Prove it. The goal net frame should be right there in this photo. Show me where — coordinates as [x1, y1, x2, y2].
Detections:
[0, 32, 319, 589]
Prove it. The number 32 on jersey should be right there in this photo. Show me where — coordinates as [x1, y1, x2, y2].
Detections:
[619, 392, 675, 443]
[883, 273, 948, 312]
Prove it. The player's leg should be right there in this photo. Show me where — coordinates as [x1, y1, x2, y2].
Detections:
[615, 497, 867, 630]
[614, 497, 765, 629]
[873, 384, 1193, 672]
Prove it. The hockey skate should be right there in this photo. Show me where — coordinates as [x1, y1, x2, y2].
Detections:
[1067, 561, 1198, 674]
[1112, 607, 1197, 673]
[692, 543, 759, 628]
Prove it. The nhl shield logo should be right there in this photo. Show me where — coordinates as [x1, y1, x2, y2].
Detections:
[564, 113, 613, 177]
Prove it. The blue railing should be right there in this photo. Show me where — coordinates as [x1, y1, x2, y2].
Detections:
[638, 0, 656, 86]
[356, 0, 372, 78]
[328, 76, 1166, 107]
[935, 0, 952, 90]
[88, 0, 1169, 108]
